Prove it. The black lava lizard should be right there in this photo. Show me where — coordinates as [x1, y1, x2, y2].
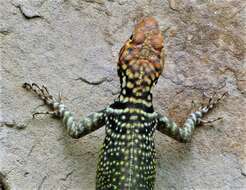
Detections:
[23, 17, 226, 190]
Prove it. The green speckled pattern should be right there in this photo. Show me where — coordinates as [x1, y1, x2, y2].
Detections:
[96, 106, 157, 190]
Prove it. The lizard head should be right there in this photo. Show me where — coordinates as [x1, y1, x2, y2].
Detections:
[118, 17, 164, 97]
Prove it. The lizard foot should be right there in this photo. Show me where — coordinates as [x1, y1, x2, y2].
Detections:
[23, 82, 60, 117]
[200, 92, 228, 112]
[197, 91, 228, 125]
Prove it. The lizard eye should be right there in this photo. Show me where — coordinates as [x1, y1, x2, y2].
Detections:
[129, 34, 133, 40]
[127, 48, 133, 53]
[128, 47, 133, 54]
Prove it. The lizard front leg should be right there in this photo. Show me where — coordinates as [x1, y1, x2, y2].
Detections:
[23, 82, 106, 138]
[156, 92, 227, 143]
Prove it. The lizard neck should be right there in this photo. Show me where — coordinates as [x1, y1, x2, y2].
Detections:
[112, 88, 154, 113]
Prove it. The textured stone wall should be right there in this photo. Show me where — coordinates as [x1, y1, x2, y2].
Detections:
[1, 0, 245, 189]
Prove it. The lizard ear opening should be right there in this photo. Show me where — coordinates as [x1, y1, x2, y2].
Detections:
[129, 34, 133, 40]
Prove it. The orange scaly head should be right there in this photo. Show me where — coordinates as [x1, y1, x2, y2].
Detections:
[118, 17, 164, 98]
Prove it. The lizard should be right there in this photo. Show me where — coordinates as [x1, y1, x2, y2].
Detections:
[23, 17, 226, 190]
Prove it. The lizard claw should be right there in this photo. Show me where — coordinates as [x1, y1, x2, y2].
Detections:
[32, 110, 60, 118]
[23, 82, 55, 102]
[58, 91, 62, 103]
[198, 117, 223, 126]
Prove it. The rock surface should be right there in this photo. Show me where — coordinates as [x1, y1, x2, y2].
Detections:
[1, 0, 245, 189]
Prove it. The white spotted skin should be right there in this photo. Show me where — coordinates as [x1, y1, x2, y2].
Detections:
[96, 106, 157, 190]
